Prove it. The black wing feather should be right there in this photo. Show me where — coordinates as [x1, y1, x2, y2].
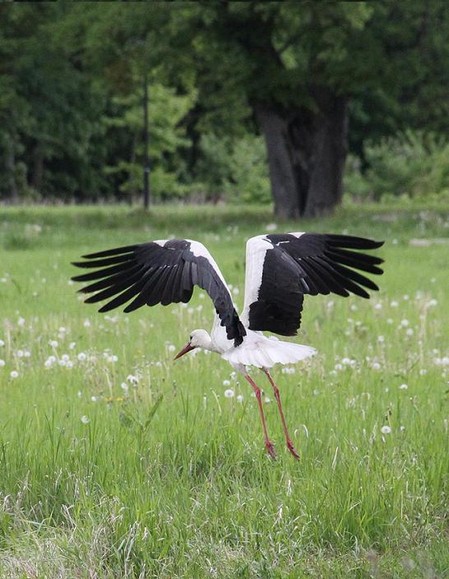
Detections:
[246, 233, 384, 336]
[72, 240, 246, 346]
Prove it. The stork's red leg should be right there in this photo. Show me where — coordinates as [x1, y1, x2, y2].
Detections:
[263, 369, 300, 460]
[244, 374, 276, 460]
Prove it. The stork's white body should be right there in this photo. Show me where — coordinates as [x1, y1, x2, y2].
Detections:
[190, 317, 316, 372]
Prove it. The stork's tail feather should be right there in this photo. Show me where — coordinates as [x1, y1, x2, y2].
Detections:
[222, 339, 316, 369]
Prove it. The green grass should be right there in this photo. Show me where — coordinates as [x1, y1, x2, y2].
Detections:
[0, 202, 448, 577]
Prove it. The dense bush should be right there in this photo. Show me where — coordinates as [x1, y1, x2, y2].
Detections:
[195, 133, 271, 204]
[344, 130, 449, 200]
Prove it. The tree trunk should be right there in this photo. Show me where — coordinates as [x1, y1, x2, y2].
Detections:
[5, 138, 19, 203]
[255, 91, 348, 219]
[31, 144, 44, 192]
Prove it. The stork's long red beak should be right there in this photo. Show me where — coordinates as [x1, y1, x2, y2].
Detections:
[174, 342, 195, 360]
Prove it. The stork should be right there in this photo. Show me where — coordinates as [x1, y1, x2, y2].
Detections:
[72, 232, 384, 459]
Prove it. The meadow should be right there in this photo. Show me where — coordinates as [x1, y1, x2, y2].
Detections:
[0, 202, 448, 578]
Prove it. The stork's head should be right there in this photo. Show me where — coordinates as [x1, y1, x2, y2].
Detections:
[174, 329, 213, 360]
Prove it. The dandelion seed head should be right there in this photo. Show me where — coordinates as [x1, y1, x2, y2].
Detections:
[224, 389, 235, 398]
[80, 415, 90, 424]
[10, 370, 19, 379]
[399, 383, 408, 390]
[0, 359, 5, 367]
[380, 425, 391, 434]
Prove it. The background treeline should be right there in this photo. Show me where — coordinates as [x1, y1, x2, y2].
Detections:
[1, 2, 449, 213]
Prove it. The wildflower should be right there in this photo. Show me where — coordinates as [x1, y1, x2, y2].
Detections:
[44, 356, 57, 368]
[380, 425, 391, 435]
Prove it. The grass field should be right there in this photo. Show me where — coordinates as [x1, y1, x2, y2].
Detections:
[0, 203, 448, 577]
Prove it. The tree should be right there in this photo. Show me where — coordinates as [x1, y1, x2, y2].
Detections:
[155, 1, 449, 217]
[167, 2, 374, 218]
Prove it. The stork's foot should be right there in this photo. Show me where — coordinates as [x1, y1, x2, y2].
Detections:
[265, 440, 277, 460]
[287, 439, 300, 460]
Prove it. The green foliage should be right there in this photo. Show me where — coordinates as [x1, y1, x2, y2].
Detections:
[345, 130, 449, 200]
[103, 82, 197, 200]
[196, 133, 271, 204]
[2, 2, 449, 207]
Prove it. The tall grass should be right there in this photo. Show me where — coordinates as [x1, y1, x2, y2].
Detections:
[0, 203, 448, 577]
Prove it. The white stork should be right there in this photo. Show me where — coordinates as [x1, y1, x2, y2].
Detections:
[72, 232, 384, 459]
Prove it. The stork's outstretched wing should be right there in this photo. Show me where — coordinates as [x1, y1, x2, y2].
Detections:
[72, 239, 246, 346]
[241, 233, 384, 336]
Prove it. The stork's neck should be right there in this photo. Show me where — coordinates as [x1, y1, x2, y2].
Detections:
[210, 316, 235, 354]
